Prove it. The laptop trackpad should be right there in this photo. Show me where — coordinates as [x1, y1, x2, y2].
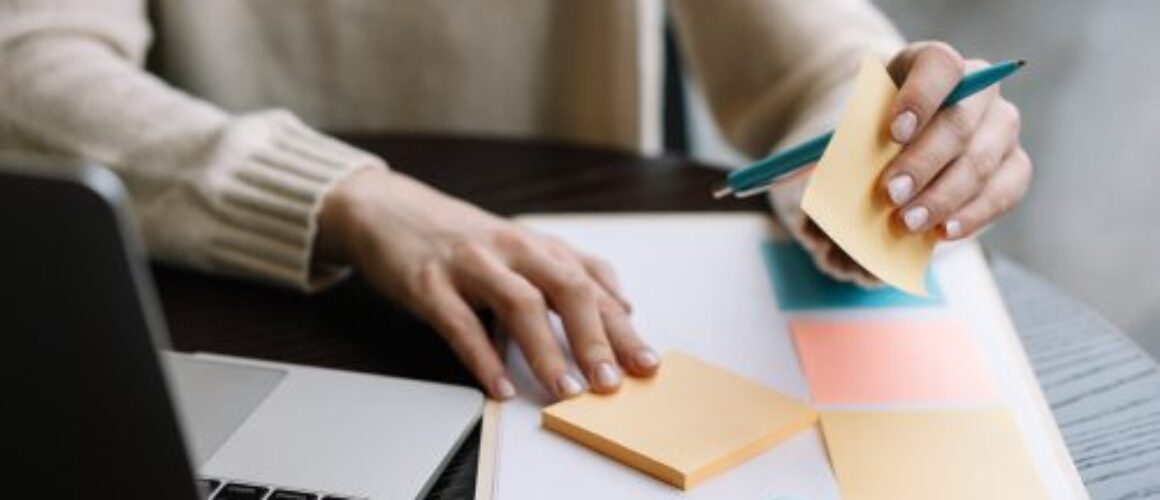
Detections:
[162, 352, 286, 466]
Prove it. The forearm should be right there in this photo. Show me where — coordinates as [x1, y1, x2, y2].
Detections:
[670, 0, 905, 158]
[0, 11, 382, 290]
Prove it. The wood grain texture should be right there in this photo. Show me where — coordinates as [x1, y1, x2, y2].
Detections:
[991, 255, 1160, 500]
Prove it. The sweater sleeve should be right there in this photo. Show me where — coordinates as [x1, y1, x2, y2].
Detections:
[0, 0, 383, 291]
[670, 0, 905, 246]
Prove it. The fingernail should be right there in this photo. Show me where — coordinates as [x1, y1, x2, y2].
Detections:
[891, 110, 917, 143]
[887, 175, 914, 205]
[945, 219, 962, 238]
[903, 206, 929, 232]
[595, 362, 621, 388]
[635, 349, 659, 370]
[493, 375, 516, 400]
[556, 373, 584, 398]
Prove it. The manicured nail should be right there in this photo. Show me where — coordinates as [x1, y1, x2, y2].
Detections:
[903, 206, 929, 232]
[595, 362, 621, 388]
[556, 373, 584, 398]
[635, 349, 659, 370]
[887, 175, 914, 205]
[494, 375, 516, 400]
[891, 110, 917, 143]
[945, 219, 962, 239]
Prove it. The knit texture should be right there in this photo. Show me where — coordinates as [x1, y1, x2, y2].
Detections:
[0, 2, 382, 290]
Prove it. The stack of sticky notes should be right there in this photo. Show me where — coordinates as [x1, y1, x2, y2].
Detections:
[766, 53, 1048, 499]
[541, 351, 815, 490]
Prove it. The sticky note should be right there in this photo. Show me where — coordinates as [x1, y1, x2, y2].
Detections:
[790, 319, 996, 404]
[820, 409, 1049, 500]
[541, 351, 817, 490]
[761, 241, 943, 310]
[801, 53, 938, 296]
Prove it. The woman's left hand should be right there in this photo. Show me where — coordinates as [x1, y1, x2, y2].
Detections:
[808, 41, 1033, 284]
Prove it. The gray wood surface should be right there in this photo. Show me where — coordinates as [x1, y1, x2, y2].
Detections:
[992, 253, 1160, 499]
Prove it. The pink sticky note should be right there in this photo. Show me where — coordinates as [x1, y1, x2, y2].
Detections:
[790, 319, 997, 405]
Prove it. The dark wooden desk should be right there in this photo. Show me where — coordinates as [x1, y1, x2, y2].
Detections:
[155, 135, 1160, 499]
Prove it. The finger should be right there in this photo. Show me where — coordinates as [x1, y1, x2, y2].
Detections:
[899, 98, 1021, 232]
[829, 250, 880, 287]
[887, 41, 966, 144]
[820, 245, 881, 288]
[534, 237, 655, 378]
[540, 235, 634, 313]
[799, 218, 880, 286]
[882, 56, 993, 206]
[805, 235, 862, 283]
[597, 296, 660, 378]
[450, 242, 582, 400]
[579, 254, 633, 313]
[412, 264, 515, 400]
[510, 247, 624, 394]
[943, 147, 1032, 240]
[881, 84, 996, 214]
[798, 218, 829, 254]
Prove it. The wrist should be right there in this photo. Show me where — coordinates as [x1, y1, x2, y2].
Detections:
[316, 167, 389, 267]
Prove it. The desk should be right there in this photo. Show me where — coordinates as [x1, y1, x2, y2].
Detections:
[154, 135, 1160, 499]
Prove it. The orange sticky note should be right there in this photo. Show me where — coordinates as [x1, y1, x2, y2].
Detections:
[790, 319, 996, 404]
[541, 351, 816, 490]
[800, 53, 938, 296]
[820, 409, 1049, 500]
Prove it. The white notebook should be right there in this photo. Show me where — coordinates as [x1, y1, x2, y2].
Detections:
[475, 213, 1085, 500]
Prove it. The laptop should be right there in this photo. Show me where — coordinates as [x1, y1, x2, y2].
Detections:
[0, 156, 484, 499]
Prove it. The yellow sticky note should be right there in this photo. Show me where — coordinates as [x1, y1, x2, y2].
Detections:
[820, 409, 1049, 500]
[801, 53, 938, 295]
[541, 351, 817, 490]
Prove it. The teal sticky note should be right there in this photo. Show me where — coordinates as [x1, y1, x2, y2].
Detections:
[761, 241, 943, 310]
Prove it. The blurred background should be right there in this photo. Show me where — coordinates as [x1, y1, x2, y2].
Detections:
[684, 0, 1160, 357]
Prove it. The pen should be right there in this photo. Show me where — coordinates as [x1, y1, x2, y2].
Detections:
[712, 59, 1026, 199]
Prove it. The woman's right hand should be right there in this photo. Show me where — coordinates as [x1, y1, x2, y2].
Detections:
[316, 168, 660, 401]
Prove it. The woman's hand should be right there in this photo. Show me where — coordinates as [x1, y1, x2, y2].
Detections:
[317, 169, 659, 401]
[883, 42, 1031, 240]
[793, 41, 1032, 285]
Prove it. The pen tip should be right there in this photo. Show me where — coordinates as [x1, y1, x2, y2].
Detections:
[1016, 59, 1027, 68]
[711, 181, 733, 200]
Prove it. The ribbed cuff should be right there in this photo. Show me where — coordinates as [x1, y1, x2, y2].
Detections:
[204, 110, 384, 292]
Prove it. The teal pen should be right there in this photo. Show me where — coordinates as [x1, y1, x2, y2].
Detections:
[712, 59, 1026, 199]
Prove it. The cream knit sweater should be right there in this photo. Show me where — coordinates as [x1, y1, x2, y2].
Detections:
[0, 0, 903, 291]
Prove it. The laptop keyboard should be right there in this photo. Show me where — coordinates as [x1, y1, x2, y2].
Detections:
[199, 477, 365, 500]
